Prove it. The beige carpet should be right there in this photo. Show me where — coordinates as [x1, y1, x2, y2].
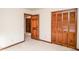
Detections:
[2, 33, 76, 51]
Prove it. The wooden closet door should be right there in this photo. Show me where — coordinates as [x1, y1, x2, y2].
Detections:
[62, 12, 68, 46]
[31, 15, 39, 39]
[51, 9, 77, 49]
[68, 11, 76, 48]
[52, 12, 58, 44]
[57, 13, 63, 45]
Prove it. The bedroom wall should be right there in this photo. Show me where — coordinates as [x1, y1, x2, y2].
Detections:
[77, 9, 79, 49]
[0, 8, 32, 49]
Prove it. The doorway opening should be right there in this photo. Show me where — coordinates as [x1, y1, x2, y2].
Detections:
[24, 14, 31, 38]
[24, 14, 39, 40]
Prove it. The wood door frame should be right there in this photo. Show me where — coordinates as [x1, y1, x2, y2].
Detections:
[31, 14, 39, 39]
[51, 8, 78, 49]
[75, 8, 78, 49]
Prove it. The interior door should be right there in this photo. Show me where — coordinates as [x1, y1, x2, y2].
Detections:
[31, 15, 39, 39]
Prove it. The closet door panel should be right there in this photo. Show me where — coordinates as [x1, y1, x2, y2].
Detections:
[62, 32, 68, 46]
[52, 12, 58, 43]
[68, 32, 76, 48]
[56, 32, 59, 44]
[52, 32, 58, 43]
[52, 23, 57, 32]
[57, 13, 63, 44]
[58, 32, 63, 44]
[68, 12, 76, 48]
[69, 12, 76, 32]
[62, 13, 68, 46]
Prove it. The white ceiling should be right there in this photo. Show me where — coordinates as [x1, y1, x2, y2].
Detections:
[27, 8, 42, 11]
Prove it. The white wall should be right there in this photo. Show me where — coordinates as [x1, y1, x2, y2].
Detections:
[0, 8, 32, 49]
[77, 9, 79, 49]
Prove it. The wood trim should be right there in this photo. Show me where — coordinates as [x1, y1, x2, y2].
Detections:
[51, 8, 77, 13]
[51, 8, 78, 49]
[37, 39, 51, 44]
[24, 13, 32, 16]
[0, 40, 25, 51]
[76, 49, 79, 51]
[75, 8, 78, 49]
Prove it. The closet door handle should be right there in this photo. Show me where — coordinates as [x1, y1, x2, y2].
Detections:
[33, 27, 36, 30]
[33, 27, 38, 30]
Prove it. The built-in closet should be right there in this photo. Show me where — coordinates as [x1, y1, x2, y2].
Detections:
[51, 9, 77, 49]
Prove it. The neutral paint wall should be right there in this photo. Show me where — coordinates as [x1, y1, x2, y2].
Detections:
[77, 9, 79, 49]
[32, 8, 79, 49]
[0, 8, 32, 48]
